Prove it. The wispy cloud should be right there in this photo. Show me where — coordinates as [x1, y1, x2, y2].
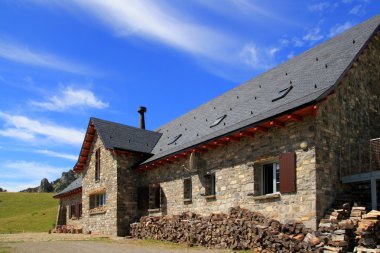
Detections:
[0, 38, 93, 75]
[349, 4, 365, 15]
[0, 112, 84, 146]
[0, 160, 67, 191]
[41, 0, 236, 63]
[31, 86, 108, 111]
[329, 21, 354, 37]
[308, 2, 330, 12]
[239, 43, 278, 70]
[33, 149, 77, 161]
[303, 27, 324, 42]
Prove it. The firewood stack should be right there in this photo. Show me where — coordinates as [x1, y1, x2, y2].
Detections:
[355, 210, 380, 251]
[130, 206, 324, 252]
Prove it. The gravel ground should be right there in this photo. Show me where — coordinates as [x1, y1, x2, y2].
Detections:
[0, 233, 227, 253]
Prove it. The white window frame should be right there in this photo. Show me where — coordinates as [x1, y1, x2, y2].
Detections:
[260, 162, 279, 195]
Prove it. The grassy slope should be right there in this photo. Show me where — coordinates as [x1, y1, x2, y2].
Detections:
[0, 192, 58, 234]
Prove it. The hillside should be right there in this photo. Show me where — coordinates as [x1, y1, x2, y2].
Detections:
[20, 169, 78, 193]
[0, 192, 58, 233]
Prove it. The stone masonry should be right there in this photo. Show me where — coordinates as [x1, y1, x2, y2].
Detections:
[315, 34, 380, 220]
[81, 134, 118, 235]
[59, 192, 82, 228]
[139, 117, 317, 229]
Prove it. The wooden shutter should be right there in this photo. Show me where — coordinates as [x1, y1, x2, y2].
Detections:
[279, 152, 296, 193]
[75, 203, 79, 218]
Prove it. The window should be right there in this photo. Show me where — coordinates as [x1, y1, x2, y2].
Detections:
[183, 178, 192, 201]
[78, 203, 82, 218]
[168, 134, 182, 145]
[210, 115, 227, 128]
[204, 173, 216, 196]
[95, 149, 100, 181]
[69, 205, 75, 219]
[149, 184, 161, 210]
[261, 163, 280, 195]
[90, 193, 106, 209]
[69, 203, 82, 219]
[272, 85, 293, 102]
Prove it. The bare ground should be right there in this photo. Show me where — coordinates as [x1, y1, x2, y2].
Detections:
[0, 233, 232, 253]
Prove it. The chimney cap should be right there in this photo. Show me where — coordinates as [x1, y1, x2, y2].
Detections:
[138, 106, 147, 113]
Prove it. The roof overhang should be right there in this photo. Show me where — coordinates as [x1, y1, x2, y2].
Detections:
[53, 187, 82, 199]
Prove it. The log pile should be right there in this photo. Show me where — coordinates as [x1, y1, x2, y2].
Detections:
[131, 206, 324, 252]
[131, 205, 380, 252]
[318, 204, 380, 252]
[355, 210, 380, 250]
[50, 225, 83, 234]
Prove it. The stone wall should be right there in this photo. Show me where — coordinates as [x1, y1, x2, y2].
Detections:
[139, 117, 318, 229]
[60, 192, 82, 228]
[315, 34, 380, 220]
[81, 133, 118, 235]
[116, 153, 142, 236]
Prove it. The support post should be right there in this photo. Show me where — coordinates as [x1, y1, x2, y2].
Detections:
[371, 179, 377, 210]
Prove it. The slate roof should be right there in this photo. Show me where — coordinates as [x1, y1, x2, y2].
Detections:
[140, 14, 380, 164]
[53, 176, 82, 198]
[91, 117, 162, 154]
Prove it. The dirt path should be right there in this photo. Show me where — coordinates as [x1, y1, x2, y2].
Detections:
[6, 241, 225, 253]
[0, 233, 228, 253]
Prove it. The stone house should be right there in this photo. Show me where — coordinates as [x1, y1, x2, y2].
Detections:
[54, 15, 380, 236]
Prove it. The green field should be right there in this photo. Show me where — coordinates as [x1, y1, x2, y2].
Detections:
[0, 192, 58, 234]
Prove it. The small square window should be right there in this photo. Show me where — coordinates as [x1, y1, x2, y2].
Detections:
[183, 178, 192, 201]
[204, 173, 216, 196]
[90, 193, 106, 209]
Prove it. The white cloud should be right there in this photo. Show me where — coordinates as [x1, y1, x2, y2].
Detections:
[303, 27, 324, 42]
[33, 149, 77, 161]
[0, 38, 93, 75]
[0, 128, 35, 141]
[308, 2, 330, 12]
[0, 112, 84, 146]
[31, 86, 108, 111]
[239, 43, 277, 70]
[329, 22, 354, 37]
[287, 52, 295, 59]
[0, 160, 67, 192]
[349, 4, 365, 15]
[39, 0, 236, 63]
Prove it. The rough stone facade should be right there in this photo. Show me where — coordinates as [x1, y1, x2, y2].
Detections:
[59, 192, 82, 228]
[65, 32, 380, 237]
[139, 117, 317, 229]
[315, 36, 380, 220]
[81, 133, 118, 235]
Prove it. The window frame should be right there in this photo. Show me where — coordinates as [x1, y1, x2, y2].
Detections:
[204, 173, 216, 197]
[90, 193, 106, 210]
[148, 184, 161, 210]
[260, 162, 280, 195]
[183, 178, 192, 201]
[95, 148, 100, 181]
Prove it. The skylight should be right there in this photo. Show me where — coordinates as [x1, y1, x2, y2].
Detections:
[168, 134, 182, 145]
[210, 115, 227, 128]
[272, 85, 293, 102]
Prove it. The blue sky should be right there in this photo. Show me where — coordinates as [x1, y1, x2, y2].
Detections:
[0, 0, 379, 192]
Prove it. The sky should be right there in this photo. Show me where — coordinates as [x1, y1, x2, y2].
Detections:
[0, 0, 379, 192]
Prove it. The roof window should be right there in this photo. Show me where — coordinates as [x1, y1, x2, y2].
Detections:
[210, 115, 227, 128]
[272, 85, 293, 102]
[168, 134, 182, 145]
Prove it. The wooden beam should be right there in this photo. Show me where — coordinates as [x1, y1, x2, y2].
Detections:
[269, 120, 284, 127]
[312, 105, 318, 117]
[253, 126, 268, 133]
[287, 114, 303, 122]
[341, 170, 380, 183]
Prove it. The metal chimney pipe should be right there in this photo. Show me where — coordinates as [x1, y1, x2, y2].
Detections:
[138, 106, 147, 129]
